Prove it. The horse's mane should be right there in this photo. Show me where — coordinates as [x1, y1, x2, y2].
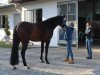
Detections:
[41, 16, 60, 29]
[34, 16, 62, 30]
[42, 16, 61, 23]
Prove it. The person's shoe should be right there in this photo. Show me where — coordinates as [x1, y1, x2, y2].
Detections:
[68, 59, 74, 64]
[86, 57, 92, 59]
[64, 58, 69, 62]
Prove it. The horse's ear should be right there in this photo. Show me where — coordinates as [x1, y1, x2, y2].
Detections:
[63, 14, 67, 21]
[58, 14, 66, 18]
[57, 14, 61, 16]
[62, 14, 66, 18]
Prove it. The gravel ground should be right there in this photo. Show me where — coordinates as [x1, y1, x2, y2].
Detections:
[0, 46, 100, 75]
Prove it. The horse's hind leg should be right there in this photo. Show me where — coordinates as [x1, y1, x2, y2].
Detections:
[45, 41, 50, 64]
[21, 42, 30, 69]
[40, 41, 44, 63]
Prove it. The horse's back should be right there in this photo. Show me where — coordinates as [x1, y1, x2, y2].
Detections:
[16, 22, 33, 41]
[17, 21, 33, 30]
[30, 23, 53, 41]
[15, 21, 45, 41]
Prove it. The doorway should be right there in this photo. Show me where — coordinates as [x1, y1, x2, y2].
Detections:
[14, 14, 21, 27]
[78, 1, 100, 47]
[57, 1, 78, 46]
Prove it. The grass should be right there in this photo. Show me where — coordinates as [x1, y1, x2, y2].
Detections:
[0, 41, 12, 48]
[0, 41, 33, 49]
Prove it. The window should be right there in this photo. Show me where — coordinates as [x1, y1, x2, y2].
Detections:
[25, 10, 33, 23]
[24, 9, 42, 23]
[68, 3, 76, 21]
[57, 2, 67, 16]
[0, 15, 6, 28]
[58, 2, 76, 24]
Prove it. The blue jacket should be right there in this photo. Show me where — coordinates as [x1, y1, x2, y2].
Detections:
[63, 20, 74, 41]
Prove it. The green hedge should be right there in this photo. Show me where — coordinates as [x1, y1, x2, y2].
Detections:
[0, 41, 12, 48]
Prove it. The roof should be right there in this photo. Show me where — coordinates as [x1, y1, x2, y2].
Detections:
[10, 0, 37, 4]
[0, 4, 14, 9]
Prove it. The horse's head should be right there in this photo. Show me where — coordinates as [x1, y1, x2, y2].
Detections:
[57, 15, 66, 28]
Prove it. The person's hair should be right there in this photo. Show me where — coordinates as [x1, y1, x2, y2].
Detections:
[86, 21, 92, 27]
[70, 22, 74, 27]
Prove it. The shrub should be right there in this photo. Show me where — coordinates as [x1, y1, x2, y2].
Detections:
[4, 15, 11, 36]
[0, 41, 12, 48]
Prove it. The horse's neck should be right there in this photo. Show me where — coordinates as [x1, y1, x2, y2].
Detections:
[42, 17, 60, 30]
[50, 23, 58, 31]
[49, 19, 58, 29]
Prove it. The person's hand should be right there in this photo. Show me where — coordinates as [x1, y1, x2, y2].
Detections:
[63, 27, 66, 31]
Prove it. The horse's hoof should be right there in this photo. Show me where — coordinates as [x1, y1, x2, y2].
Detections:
[13, 66, 17, 70]
[24, 66, 30, 69]
[27, 66, 30, 69]
[46, 61, 50, 64]
[41, 61, 45, 63]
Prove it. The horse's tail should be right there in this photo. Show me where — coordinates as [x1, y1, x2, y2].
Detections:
[10, 26, 20, 65]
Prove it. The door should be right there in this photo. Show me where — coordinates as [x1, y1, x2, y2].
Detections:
[14, 14, 21, 27]
[57, 1, 78, 45]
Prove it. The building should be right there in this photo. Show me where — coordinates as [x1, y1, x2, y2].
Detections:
[0, 0, 100, 47]
[0, 2, 21, 40]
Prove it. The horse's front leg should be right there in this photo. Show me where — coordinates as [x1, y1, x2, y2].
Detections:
[21, 42, 30, 69]
[40, 41, 45, 63]
[45, 41, 50, 64]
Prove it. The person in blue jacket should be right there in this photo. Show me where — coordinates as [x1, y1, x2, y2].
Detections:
[85, 22, 93, 59]
[63, 18, 75, 64]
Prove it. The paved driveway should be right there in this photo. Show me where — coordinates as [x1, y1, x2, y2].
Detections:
[0, 47, 100, 75]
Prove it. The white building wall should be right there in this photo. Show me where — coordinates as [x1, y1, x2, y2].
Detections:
[22, 1, 59, 46]
[0, 7, 20, 40]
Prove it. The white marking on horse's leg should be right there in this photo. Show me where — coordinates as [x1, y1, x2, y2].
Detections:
[23, 65, 30, 69]
[13, 65, 17, 70]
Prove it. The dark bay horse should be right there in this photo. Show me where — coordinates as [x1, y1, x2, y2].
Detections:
[10, 15, 65, 69]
